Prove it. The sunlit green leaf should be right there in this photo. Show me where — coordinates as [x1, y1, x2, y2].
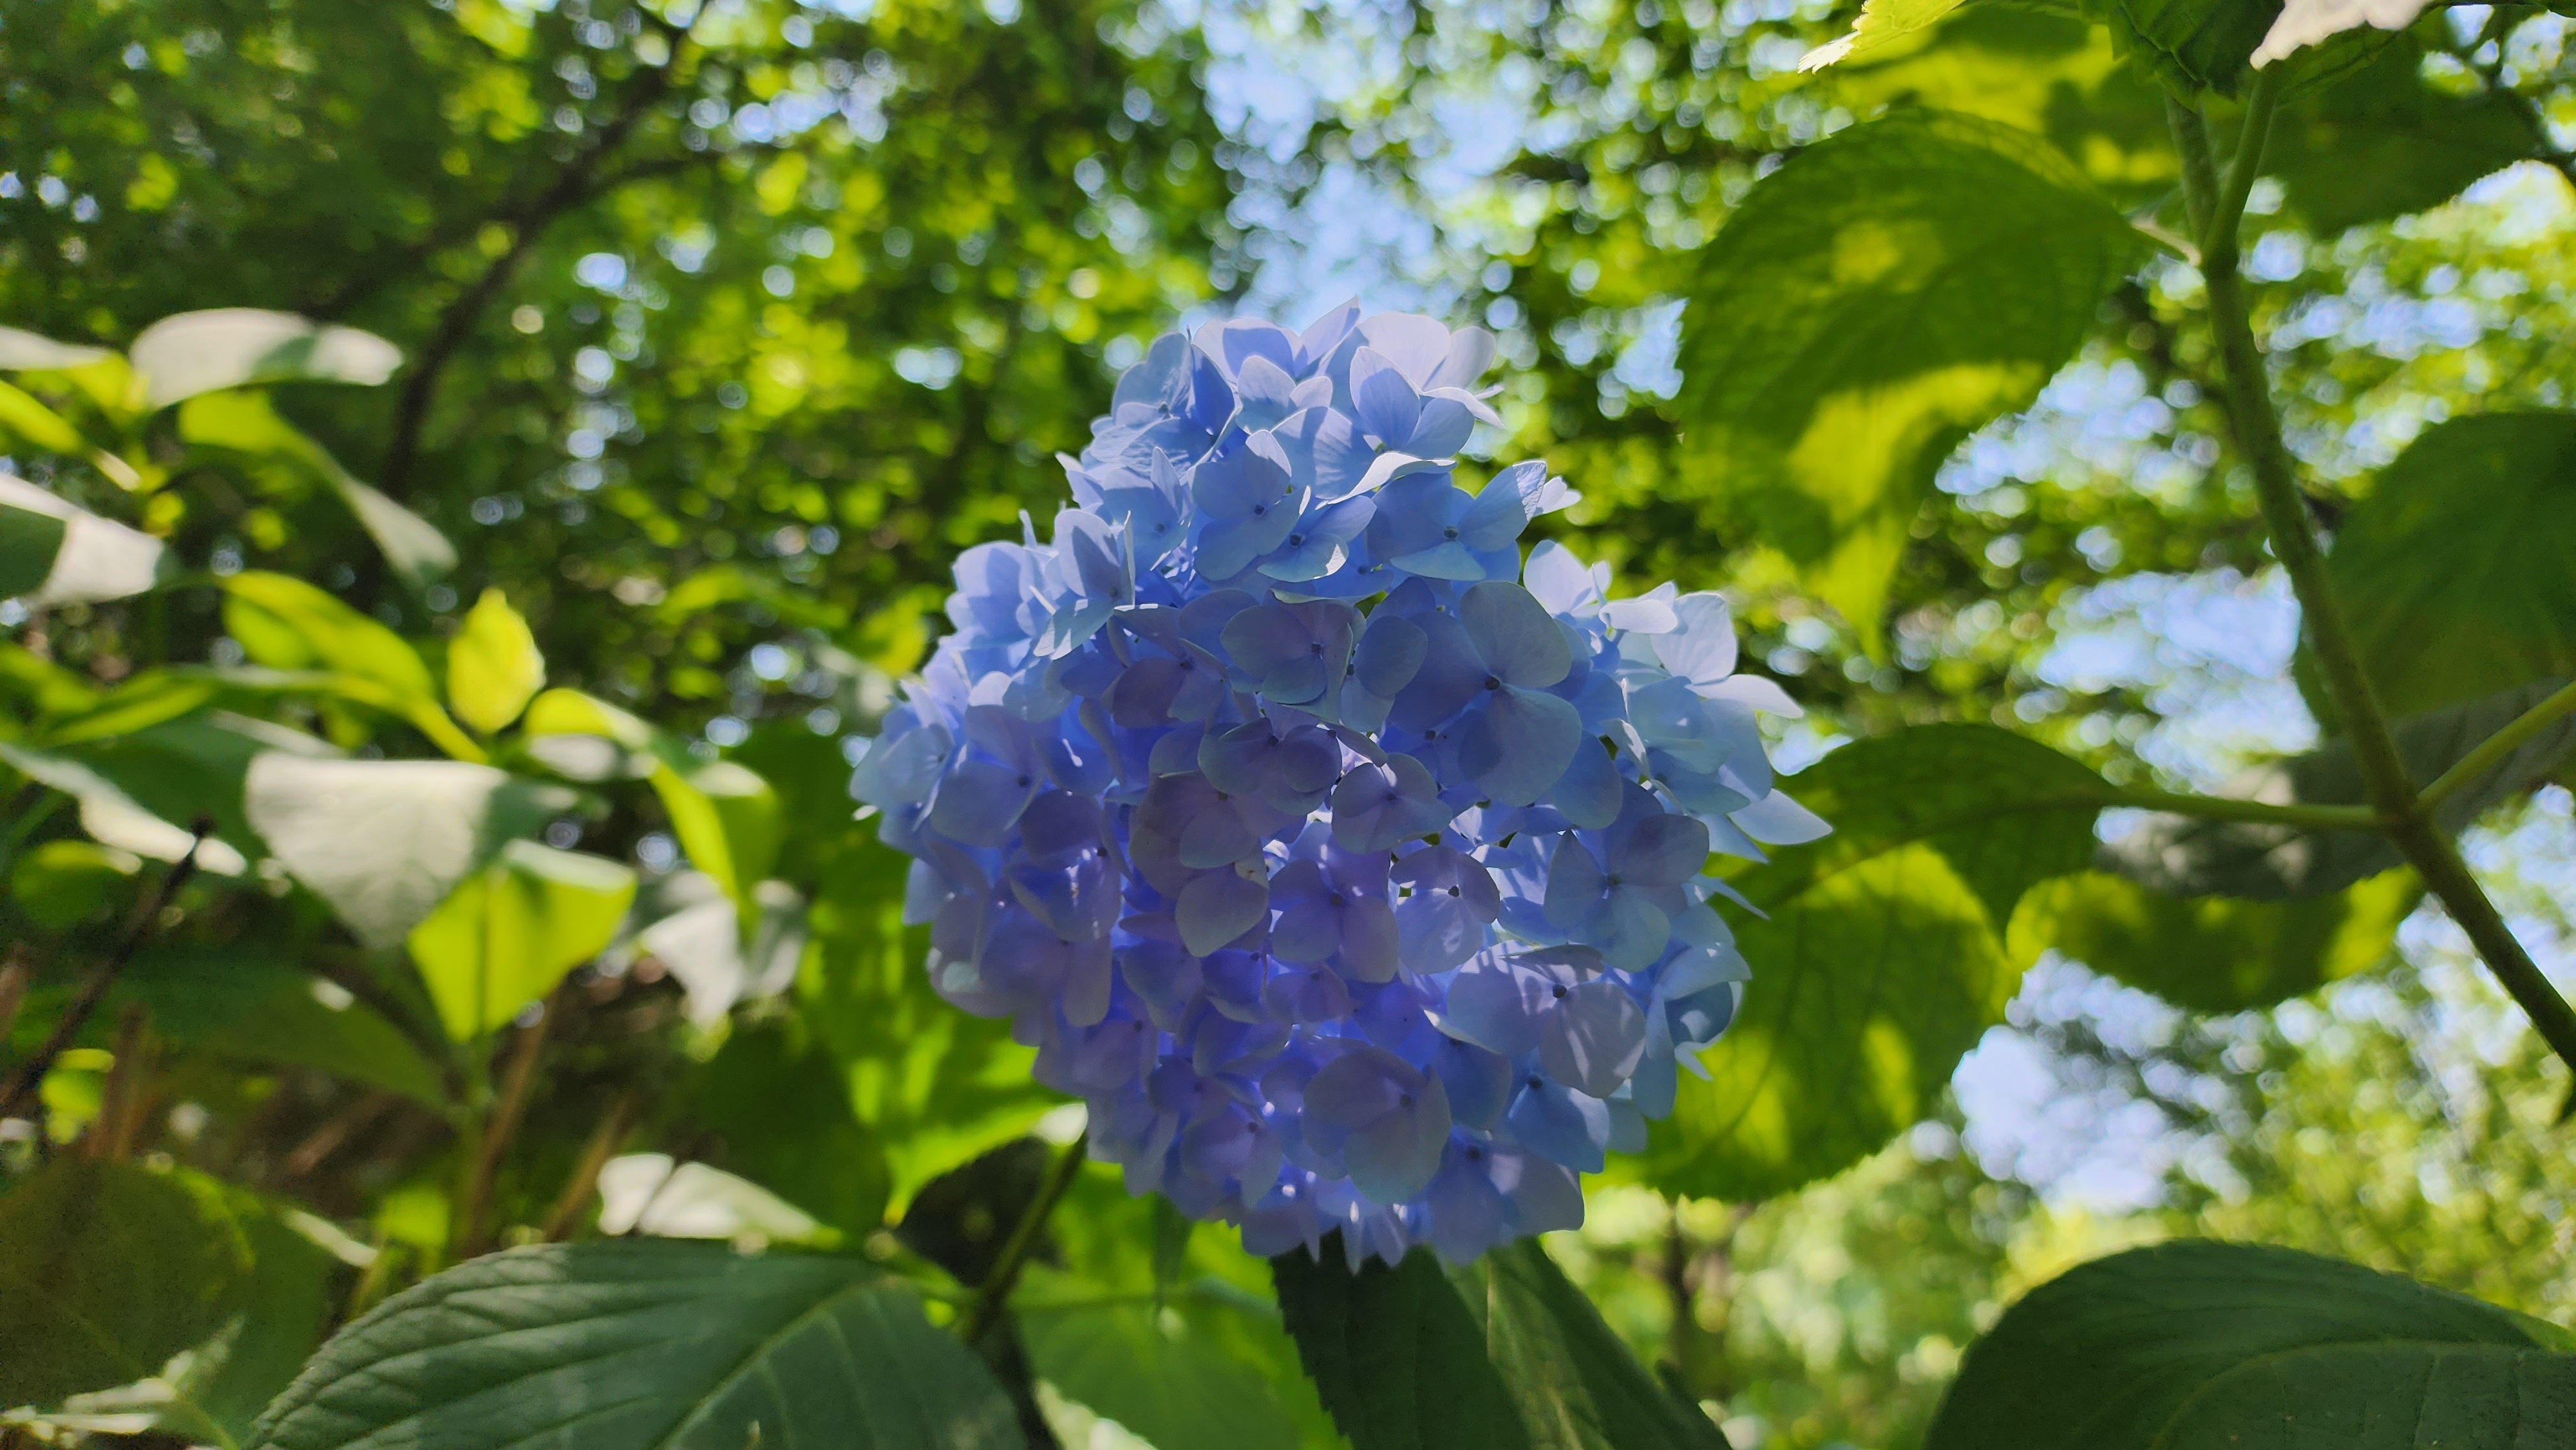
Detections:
[405, 839, 634, 1039]
[1926, 1241, 2576, 1449]
[242, 753, 571, 950]
[247, 1241, 1020, 1450]
[1023, 1301, 1311, 1450]
[128, 308, 402, 409]
[0, 326, 115, 373]
[524, 688, 781, 923]
[0, 474, 164, 604]
[2010, 868, 2419, 1012]
[222, 572, 477, 758]
[444, 588, 545, 735]
[1451, 1241, 1730, 1449]
[7, 838, 137, 928]
[0, 377, 92, 456]
[1678, 111, 2139, 637]
[1651, 725, 2108, 1198]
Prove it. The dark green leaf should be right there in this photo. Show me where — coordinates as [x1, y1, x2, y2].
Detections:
[1448, 1241, 1730, 1449]
[1679, 111, 2139, 635]
[117, 949, 451, 1107]
[1271, 1235, 1533, 1450]
[2105, 680, 2576, 899]
[168, 1207, 343, 1449]
[2009, 868, 2419, 1011]
[248, 1240, 1019, 1450]
[2271, 38, 2541, 232]
[898, 1137, 1053, 1286]
[679, 1019, 893, 1238]
[2157, 1341, 2576, 1447]
[1926, 1241, 2574, 1450]
[7, 838, 133, 928]
[0, 500, 66, 598]
[1649, 725, 2109, 1198]
[2098, 0, 2281, 95]
[0, 1158, 253, 1410]
[2321, 413, 2576, 719]
[1022, 1301, 1309, 1450]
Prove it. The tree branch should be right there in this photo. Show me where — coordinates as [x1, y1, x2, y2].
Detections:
[455, 999, 556, 1259]
[0, 825, 207, 1122]
[377, 47, 687, 503]
[2167, 82, 2576, 1086]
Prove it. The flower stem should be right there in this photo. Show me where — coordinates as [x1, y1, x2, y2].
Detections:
[2166, 83, 2576, 1091]
[956, 1127, 1090, 1347]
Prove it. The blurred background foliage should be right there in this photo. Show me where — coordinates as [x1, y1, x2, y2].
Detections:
[6, 0, 2576, 1445]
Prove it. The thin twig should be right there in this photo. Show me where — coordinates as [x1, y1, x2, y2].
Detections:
[84, 1004, 150, 1161]
[283, 1090, 400, 1180]
[542, 1088, 639, 1241]
[0, 950, 30, 1046]
[457, 1002, 556, 1259]
[956, 1129, 1091, 1347]
[0, 825, 207, 1122]
[2116, 786, 2379, 832]
[2420, 680, 2576, 814]
[2168, 82, 2576, 1091]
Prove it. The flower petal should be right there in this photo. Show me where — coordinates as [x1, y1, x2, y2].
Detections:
[1459, 581, 1571, 688]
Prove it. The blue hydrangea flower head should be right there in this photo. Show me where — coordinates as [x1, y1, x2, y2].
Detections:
[855, 303, 1826, 1265]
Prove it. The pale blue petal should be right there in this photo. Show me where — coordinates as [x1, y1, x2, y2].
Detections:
[1460, 685, 1582, 807]
[1344, 1071, 1450, 1202]
[927, 758, 1037, 845]
[1648, 590, 1738, 686]
[1337, 898, 1400, 982]
[1459, 581, 1571, 688]
[1539, 981, 1646, 1097]
[1354, 613, 1428, 696]
[1616, 812, 1711, 887]
[1406, 395, 1476, 458]
[1506, 1078, 1607, 1173]
[1550, 734, 1623, 829]
[1355, 313, 1452, 388]
[1542, 832, 1605, 929]
[1176, 865, 1270, 955]
[1349, 346, 1422, 447]
[1438, 961, 1546, 1058]
[1733, 788, 1832, 845]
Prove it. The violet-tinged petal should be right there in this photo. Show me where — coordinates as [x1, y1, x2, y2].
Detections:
[1506, 1076, 1609, 1173]
[1459, 581, 1571, 689]
[1177, 862, 1269, 955]
[1349, 346, 1423, 447]
[1459, 685, 1582, 807]
[1538, 981, 1647, 1097]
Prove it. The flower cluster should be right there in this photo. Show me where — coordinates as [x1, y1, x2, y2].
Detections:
[854, 305, 1823, 1264]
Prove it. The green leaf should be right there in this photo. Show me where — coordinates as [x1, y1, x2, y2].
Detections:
[222, 572, 478, 758]
[1450, 1241, 1730, 1449]
[2269, 38, 2540, 232]
[247, 1241, 1021, 1450]
[800, 838, 1059, 1218]
[1022, 1301, 1310, 1450]
[0, 474, 164, 605]
[8, 838, 138, 928]
[2009, 868, 2418, 1012]
[47, 711, 332, 870]
[180, 391, 455, 587]
[0, 739, 255, 876]
[406, 840, 636, 1040]
[1797, 0, 1965, 69]
[2098, 0, 2282, 94]
[1648, 725, 2110, 1198]
[128, 308, 402, 409]
[2106, 680, 2576, 899]
[166, 1209, 342, 1449]
[1271, 1236, 1534, 1450]
[2155, 1341, 2576, 1447]
[1820, 8, 2179, 207]
[2320, 413, 2576, 719]
[676, 1020, 891, 1236]
[1678, 111, 2140, 637]
[116, 949, 451, 1106]
[0, 1158, 253, 1410]
[242, 753, 572, 950]
[445, 588, 545, 734]
[1925, 1241, 2576, 1449]
[525, 688, 781, 925]
[0, 326, 115, 373]
[0, 377, 93, 456]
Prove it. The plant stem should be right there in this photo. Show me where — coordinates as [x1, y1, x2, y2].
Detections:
[2167, 87, 2576, 1086]
[2419, 679, 2576, 814]
[2114, 786, 2378, 831]
[542, 1088, 639, 1241]
[956, 1129, 1090, 1348]
[456, 1002, 554, 1259]
[0, 827, 207, 1122]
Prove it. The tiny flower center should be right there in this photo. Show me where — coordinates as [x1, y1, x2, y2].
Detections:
[1551, 985, 1568, 1000]
[1482, 675, 1501, 691]
[1288, 533, 1305, 546]
[1443, 525, 1460, 540]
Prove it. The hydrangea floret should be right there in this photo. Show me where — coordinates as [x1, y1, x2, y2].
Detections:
[854, 304, 1826, 1265]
